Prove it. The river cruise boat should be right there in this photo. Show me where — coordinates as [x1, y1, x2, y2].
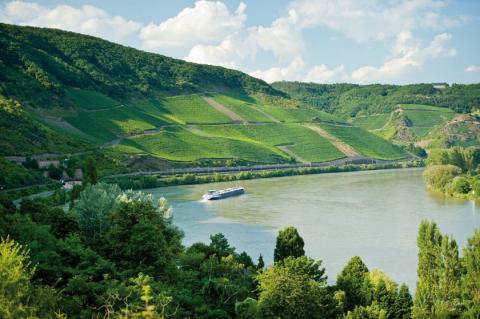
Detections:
[202, 187, 245, 200]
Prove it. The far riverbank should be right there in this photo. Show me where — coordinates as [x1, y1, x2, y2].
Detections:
[103, 159, 424, 190]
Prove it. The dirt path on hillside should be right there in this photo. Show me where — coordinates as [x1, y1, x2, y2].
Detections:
[41, 116, 91, 138]
[276, 145, 309, 163]
[306, 124, 360, 157]
[202, 96, 246, 123]
[184, 125, 216, 137]
[82, 104, 125, 112]
[247, 104, 281, 123]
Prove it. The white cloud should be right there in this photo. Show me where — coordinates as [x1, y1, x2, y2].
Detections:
[0, 0, 467, 84]
[249, 57, 346, 84]
[305, 64, 347, 83]
[248, 12, 304, 61]
[287, 0, 465, 42]
[139, 1, 246, 50]
[185, 34, 255, 69]
[351, 32, 456, 83]
[465, 65, 480, 73]
[250, 56, 305, 83]
[0, 1, 141, 43]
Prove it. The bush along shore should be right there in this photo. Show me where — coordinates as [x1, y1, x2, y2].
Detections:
[104, 160, 424, 190]
[423, 146, 480, 200]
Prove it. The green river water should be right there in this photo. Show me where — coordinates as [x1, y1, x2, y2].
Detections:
[145, 168, 480, 288]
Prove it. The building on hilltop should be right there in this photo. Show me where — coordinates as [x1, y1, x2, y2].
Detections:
[432, 82, 448, 90]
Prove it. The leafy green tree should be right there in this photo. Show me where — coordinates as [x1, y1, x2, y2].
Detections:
[20, 200, 78, 239]
[102, 190, 183, 279]
[448, 147, 467, 171]
[0, 237, 61, 319]
[449, 176, 471, 194]
[237, 251, 254, 268]
[209, 233, 235, 258]
[84, 157, 97, 185]
[463, 147, 480, 172]
[273, 226, 305, 262]
[257, 254, 265, 270]
[257, 256, 334, 319]
[461, 230, 480, 318]
[344, 304, 387, 319]
[472, 178, 480, 198]
[427, 149, 450, 166]
[23, 156, 39, 169]
[423, 164, 462, 192]
[235, 298, 259, 319]
[413, 220, 462, 319]
[336, 256, 372, 312]
[73, 182, 121, 245]
[47, 163, 63, 180]
[392, 284, 413, 319]
[0, 236, 37, 318]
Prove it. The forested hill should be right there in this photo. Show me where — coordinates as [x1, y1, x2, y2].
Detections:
[0, 23, 282, 109]
[272, 81, 480, 117]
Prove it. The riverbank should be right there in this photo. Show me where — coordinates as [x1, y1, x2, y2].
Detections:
[103, 159, 424, 190]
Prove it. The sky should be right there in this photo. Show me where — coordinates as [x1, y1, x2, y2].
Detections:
[1, 0, 479, 85]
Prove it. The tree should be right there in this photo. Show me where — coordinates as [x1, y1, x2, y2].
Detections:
[336, 256, 372, 312]
[235, 298, 259, 319]
[461, 230, 480, 318]
[0, 237, 61, 319]
[237, 251, 254, 269]
[463, 147, 480, 172]
[392, 284, 412, 319]
[472, 179, 480, 198]
[20, 199, 78, 238]
[84, 157, 97, 185]
[448, 147, 467, 171]
[449, 176, 471, 195]
[273, 226, 305, 262]
[257, 254, 265, 270]
[23, 156, 39, 170]
[47, 163, 63, 180]
[256, 256, 334, 319]
[344, 304, 387, 319]
[413, 220, 462, 319]
[102, 190, 183, 279]
[73, 183, 121, 245]
[209, 233, 235, 258]
[426, 149, 450, 166]
[423, 164, 462, 192]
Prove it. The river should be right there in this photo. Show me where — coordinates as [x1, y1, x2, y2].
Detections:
[145, 168, 480, 289]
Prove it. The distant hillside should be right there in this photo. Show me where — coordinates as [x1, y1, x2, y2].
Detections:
[0, 23, 411, 173]
[426, 113, 480, 148]
[0, 23, 282, 110]
[272, 81, 480, 116]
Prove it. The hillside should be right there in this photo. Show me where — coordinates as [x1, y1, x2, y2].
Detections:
[272, 81, 480, 116]
[0, 23, 412, 178]
[0, 23, 282, 109]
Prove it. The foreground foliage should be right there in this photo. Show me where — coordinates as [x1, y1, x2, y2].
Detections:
[0, 181, 479, 318]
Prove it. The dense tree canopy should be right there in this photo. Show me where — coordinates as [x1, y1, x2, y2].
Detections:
[0, 185, 479, 318]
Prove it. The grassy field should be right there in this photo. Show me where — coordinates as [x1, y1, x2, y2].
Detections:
[209, 94, 274, 122]
[352, 114, 391, 130]
[66, 89, 120, 110]
[155, 95, 232, 124]
[61, 92, 408, 163]
[114, 126, 285, 163]
[399, 104, 456, 138]
[318, 124, 408, 160]
[198, 123, 345, 162]
[66, 106, 170, 142]
[256, 105, 343, 123]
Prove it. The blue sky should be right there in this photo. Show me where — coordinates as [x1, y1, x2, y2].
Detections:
[1, 0, 479, 84]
